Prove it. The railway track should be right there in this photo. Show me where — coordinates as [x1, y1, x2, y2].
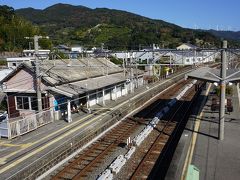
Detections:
[130, 84, 197, 179]
[51, 118, 142, 180]
[130, 121, 176, 179]
[134, 79, 191, 119]
[50, 80, 201, 180]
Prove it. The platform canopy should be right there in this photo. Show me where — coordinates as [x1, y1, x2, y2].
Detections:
[185, 67, 240, 83]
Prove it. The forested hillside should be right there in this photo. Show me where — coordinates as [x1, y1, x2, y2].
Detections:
[16, 3, 222, 50]
[2, 3, 239, 52]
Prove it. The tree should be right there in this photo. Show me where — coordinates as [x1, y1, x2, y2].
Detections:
[0, 5, 42, 51]
[0, 5, 14, 21]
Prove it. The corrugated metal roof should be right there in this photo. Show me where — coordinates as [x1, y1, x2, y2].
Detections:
[49, 72, 127, 97]
[1, 57, 145, 97]
[39, 58, 123, 86]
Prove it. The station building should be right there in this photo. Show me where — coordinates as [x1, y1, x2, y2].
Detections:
[1, 58, 144, 121]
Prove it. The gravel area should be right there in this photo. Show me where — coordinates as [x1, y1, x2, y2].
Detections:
[115, 122, 167, 179]
[86, 120, 147, 180]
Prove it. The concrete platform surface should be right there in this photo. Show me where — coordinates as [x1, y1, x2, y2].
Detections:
[166, 84, 240, 180]
[191, 85, 240, 180]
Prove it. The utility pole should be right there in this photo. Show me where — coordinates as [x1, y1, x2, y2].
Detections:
[219, 40, 227, 140]
[34, 35, 43, 113]
[25, 35, 49, 113]
[130, 52, 134, 93]
[123, 52, 126, 77]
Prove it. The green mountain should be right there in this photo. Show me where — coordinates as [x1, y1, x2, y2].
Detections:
[16, 3, 223, 50]
[207, 30, 240, 45]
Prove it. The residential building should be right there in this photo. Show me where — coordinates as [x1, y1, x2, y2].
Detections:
[6, 49, 50, 68]
[171, 50, 219, 65]
[71, 45, 84, 53]
[54, 45, 71, 54]
[176, 43, 199, 50]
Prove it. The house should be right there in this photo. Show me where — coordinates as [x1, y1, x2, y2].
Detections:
[22, 49, 50, 59]
[170, 50, 218, 65]
[110, 45, 160, 62]
[71, 45, 84, 53]
[6, 49, 50, 68]
[111, 51, 159, 63]
[176, 43, 199, 50]
[1, 58, 144, 121]
[70, 45, 84, 59]
[55, 45, 71, 54]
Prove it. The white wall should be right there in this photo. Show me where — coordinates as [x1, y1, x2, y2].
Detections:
[116, 87, 122, 98]
[104, 90, 111, 101]
[89, 93, 97, 107]
[71, 47, 83, 53]
[87, 81, 143, 107]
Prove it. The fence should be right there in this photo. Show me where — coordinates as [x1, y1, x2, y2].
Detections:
[0, 109, 54, 139]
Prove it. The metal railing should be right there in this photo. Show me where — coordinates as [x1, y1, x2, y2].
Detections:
[0, 109, 54, 139]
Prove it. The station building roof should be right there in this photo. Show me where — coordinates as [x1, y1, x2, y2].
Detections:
[1, 58, 144, 97]
[49, 72, 127, 97]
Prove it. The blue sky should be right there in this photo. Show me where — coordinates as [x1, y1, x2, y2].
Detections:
[1, 0, 239, 31]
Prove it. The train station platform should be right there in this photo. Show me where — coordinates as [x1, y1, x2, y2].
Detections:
[0, 69, 190, 180]
[166, 84, 240, 180]
[0, 86, 144, 179]
[189, 84, 240, 180]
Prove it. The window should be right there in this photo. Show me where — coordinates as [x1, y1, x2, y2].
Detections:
[16, 96, 41, 111]
[31, 97, 38, 111]
[105, 87, 112, 94]
[89, 93, 96, 100]
[16, 96, 29, 110]
[42, 96, 50, 110]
